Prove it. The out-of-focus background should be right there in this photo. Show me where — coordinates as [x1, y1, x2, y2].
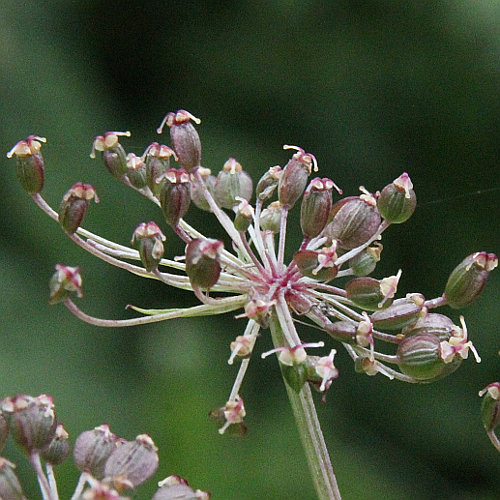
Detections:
[1, 1, 499, 498]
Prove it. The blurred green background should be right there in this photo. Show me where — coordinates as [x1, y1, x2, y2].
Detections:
[1, 1, 499, 499]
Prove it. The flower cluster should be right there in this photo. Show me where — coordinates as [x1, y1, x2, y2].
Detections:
[0, 394, 209, 500]
[7, 111, 497, 439]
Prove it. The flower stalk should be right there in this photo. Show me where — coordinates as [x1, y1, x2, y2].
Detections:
[269, 313, 341, 500]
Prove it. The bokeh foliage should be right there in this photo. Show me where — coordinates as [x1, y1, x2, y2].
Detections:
[1, 1, 499, 498]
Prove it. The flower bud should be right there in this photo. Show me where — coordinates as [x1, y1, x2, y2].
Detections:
[444, 252, 498, 308]
[259, 201, 282, 233]
[325, 193, 381, 249]
[370, 294, 425, 330]
[300, 178, 334, 238]
[403, 313, 456, 342]
[233, 199, 254, 232]
[158, 169, 191, 227]
[1, 394, 57, 455]
[209, 400, 247, 437]
[143, 143, 177, 195]
[131, 222, 166, 272]
[0, 412, 9, 455]
[185, 238, 223, 289]
[213, 158, 253, 209]
[190, 167, 215, 212]
[278, 146, 317, 209]
[256, 166, 282, 202]
[377, 173, 416, 224]
[49, 264, 83, 304]
[73, 424, 118, 479]
[348, 243, 382, 276]
[324, 321, 357, 344]
[240, 299, 272, 328]
[305, 350, 339, 394]
[354, 356, 382, 376]
[7, 135, 46, 194]
[58, 183, 99, 234]
[479, 383, 500, 432]
[125, 153, 147, 189]
[90, 131, 131, 179]
[397, 333, 460, 381]
[0, 458, 26, 500]
[41, 424, 70, 465]
[439, 315, 481, 367]
[154, 476, 211, 500]
[346, 277, 393, 311]
[104, 434, 158, 489]
[157, 110, 201, 171]
[228, 333, 258, 364]
[213, 396, 247, 435]
[293, 249, 338, 282]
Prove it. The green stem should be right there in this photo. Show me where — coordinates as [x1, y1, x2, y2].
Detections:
[269, 314, 342, 500]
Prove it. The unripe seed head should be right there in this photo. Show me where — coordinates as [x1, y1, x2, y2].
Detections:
[0, 457, 26, 500]
[214, 158, 253, 209]
[132, 222, 166, 272]
[143, 143, 176, 195]
[273, 346, 311, 392]
[300, 178, 334, 238]
[185, 238, 223, 289]
[324, 320, 357, 344]
[73, 424, 118, 479]
[104, 434, 159, 489]
[348, 243, 383, 276]
[41, 423, 70, 465]
[125, 153, 147, 189]
[190, 168, 215, 212]
[479, 383, 500, 432]
[233, 199, 254, 232]
[326, 195, 381, 250]
[256, 165, 282, 202]
[370, 295, 425, 330]
[281, 362, 308, 392]
[403, 313, 456, 342]
[158, 169, 191, 227]
[91, 131, 131, 179]
[285, 290, 314, 315]
[293, 249, 338, 282]
[157, 110, 201, 172]
[377, 173, 416, 224]
[346, 277, 393, 311]
[58, 183, 99, 234]
[397, 333, 452, 381]
[1, 394, 57, 455]
[444, 252, 497, 308]
[7, 135, 46, 194]
[260, 201, 282, 233]
[278, 146, 316, 209]
[102, 149, 127, 180]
